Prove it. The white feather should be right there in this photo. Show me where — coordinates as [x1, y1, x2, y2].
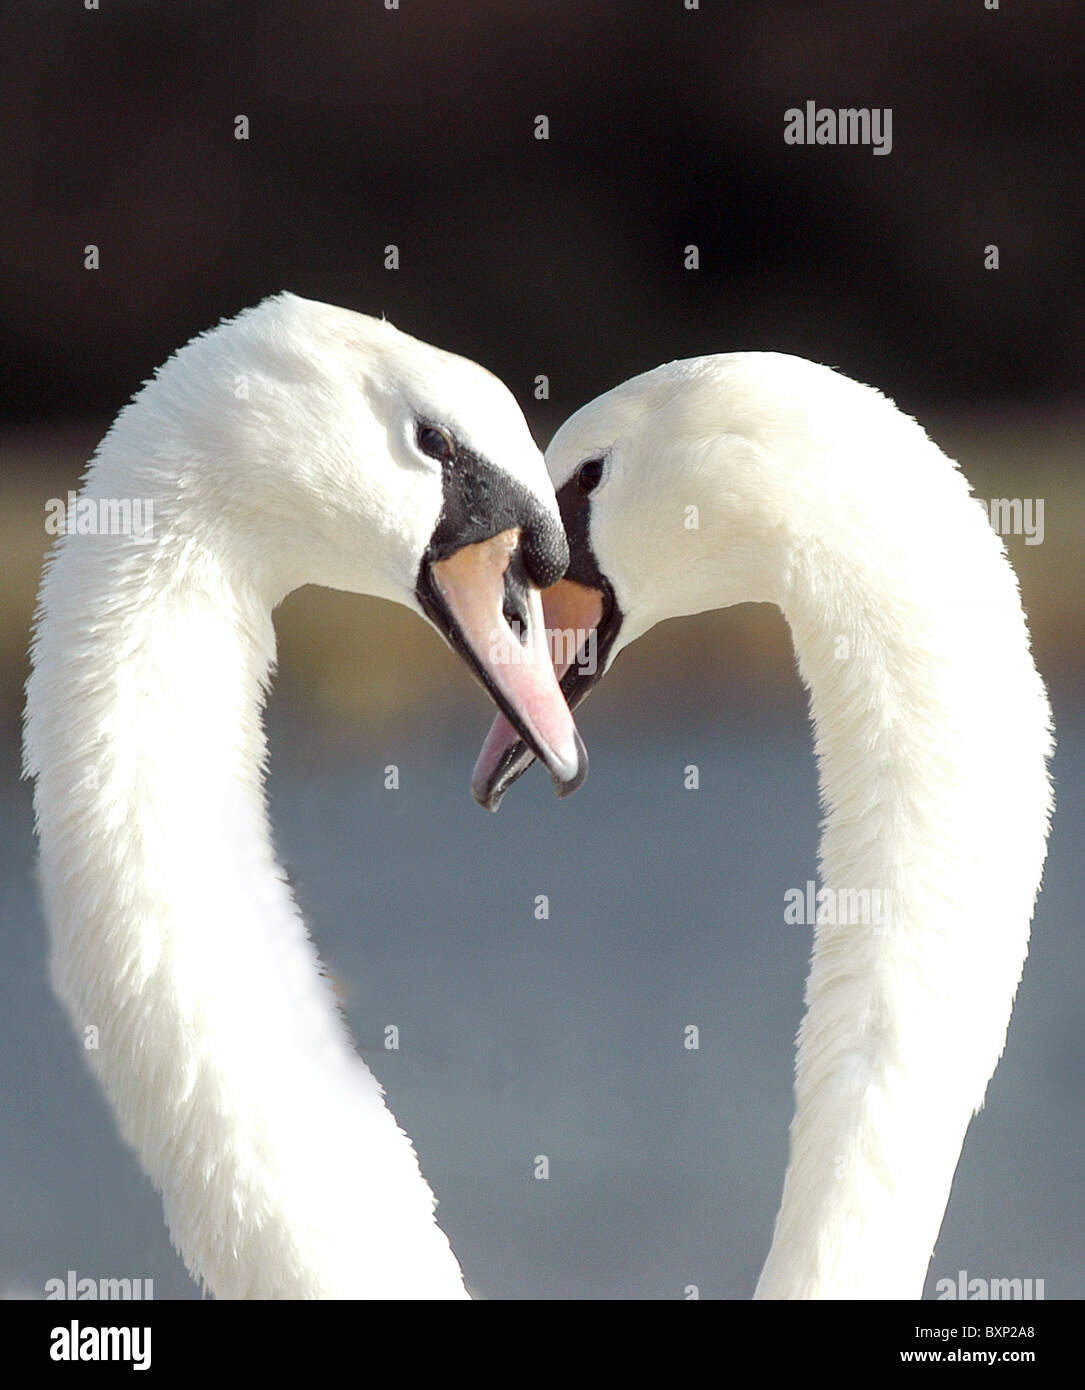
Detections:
[546, 353, 1054, 1298]
[23, 293, 557, 1299]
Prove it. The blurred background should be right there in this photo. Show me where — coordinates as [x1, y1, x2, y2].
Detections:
[1, 1, 1081, 1299]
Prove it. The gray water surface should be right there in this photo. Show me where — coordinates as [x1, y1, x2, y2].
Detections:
[2, 702, 1081, 1300]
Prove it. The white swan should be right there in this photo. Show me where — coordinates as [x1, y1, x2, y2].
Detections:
[23, 293, 587, 1299]
[473, 353, 1054, 1299]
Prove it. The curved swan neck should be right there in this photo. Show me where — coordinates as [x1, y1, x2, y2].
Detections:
[538, 355, 1052, 1298]
[25, 506, 468, 1298]
[754, 433, 1052, 1298]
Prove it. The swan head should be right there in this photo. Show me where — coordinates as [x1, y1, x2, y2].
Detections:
[471, 354, 813, 807]
[129, 292, 587, 792]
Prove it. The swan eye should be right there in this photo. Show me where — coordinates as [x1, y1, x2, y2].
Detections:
[417, 424, 455, 462]
[577, 458, 605, 494]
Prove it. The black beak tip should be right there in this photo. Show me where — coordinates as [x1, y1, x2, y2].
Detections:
[473, 781, 504, 813]
[473, 728, 587, 813]
[552, 729, 589, 799]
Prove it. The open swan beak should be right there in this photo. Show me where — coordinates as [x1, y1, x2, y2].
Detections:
[471, 575, 621, 811]
[418, 529, 588, 798]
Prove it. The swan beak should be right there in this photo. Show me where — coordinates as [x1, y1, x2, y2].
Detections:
[471, 577, 617, 811]
[422, 530, 588, 797]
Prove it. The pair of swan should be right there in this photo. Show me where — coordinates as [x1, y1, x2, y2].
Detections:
[23, 293, 1053, 1299]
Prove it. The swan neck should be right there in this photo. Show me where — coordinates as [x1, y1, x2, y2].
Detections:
[754, 466, 1052, 1298]
[25, 527, 468, 1298]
